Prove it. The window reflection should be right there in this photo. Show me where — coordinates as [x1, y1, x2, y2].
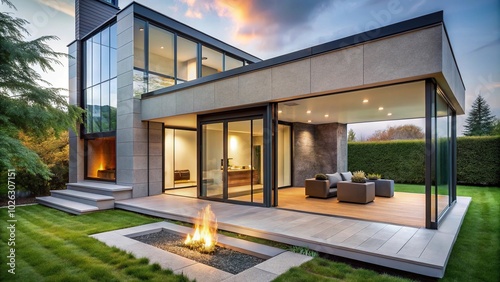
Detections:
[83, 22, 118, 134]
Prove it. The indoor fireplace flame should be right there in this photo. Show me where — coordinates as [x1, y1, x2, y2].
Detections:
[184, 204, 218, 252]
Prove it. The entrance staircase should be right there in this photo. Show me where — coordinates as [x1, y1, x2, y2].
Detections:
[36, 181, 133, 215]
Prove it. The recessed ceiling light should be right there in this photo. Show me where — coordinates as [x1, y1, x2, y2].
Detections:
[363, 99, 369, 103]
[160, 46, 164, 49]
[139, 28, 144, 31]
[387, 113, 392, 116]
[307, 120, 312, 123]
[306, 110, 311, 114]
[278, 110, 282, 114]
[378, 107, 384, 111]
[324, 114, 329, 118]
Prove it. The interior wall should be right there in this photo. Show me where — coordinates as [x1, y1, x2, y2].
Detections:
[174, 130, 197, 181]
[278, 125, 291, 187]
[164, 128, 197, 188]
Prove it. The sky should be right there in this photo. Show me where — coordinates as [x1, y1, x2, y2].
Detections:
[2, 0, 499, 137]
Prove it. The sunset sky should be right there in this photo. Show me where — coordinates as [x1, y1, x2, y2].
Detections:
[2, 0, 499, 136]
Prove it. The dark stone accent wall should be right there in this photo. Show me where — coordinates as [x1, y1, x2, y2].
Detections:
[292, 123, 319, 187]
[292, 122, 348, 187]
[76, 0, 119, 40]
[315, 123, 340, 174]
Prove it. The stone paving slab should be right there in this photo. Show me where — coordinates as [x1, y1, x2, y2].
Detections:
[91, 221, 312, 282]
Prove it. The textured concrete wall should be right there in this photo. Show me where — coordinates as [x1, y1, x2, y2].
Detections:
[68, 41, 85, 183]
[115, 7, 150, 197]
[292, 122, 347, 186]
[292, 123, 318, 187]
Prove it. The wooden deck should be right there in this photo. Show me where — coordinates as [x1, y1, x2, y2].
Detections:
[115, 194, 470, 278]
[276, 187, 428, 227]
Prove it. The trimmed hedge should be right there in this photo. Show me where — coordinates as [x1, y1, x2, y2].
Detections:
[457, 136, 500, 186]
[348, 140, 426, 184]
[348, 136, 500, 186]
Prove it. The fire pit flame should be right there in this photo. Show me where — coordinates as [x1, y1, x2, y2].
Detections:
[184, 205, 218, 253]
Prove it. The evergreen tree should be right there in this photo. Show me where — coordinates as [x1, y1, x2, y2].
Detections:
[463, 95, 495, 136]
[0, 0, 84, 178]
[348, 129, 356, 142]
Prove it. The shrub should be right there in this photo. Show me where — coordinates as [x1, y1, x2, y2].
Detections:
[351, 171, 366, 183]
[315, 173, 328, 180]
[367, 173, 381, 180]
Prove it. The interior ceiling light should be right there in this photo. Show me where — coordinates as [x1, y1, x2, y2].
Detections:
[387, 113, 392, 116]
[278, 110, 282, 114]
[202, 56, 208, 60]
[324, 114, 329, 117]
[139, 27, 144, 31]
[378, 107, 384, 110]
[160, 46, 164, 49]
[307, 120, 312, 123]
[306, 110, 311, 114]
[363, 99, 369, 103]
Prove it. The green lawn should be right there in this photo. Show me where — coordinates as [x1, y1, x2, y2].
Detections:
[0, 206, 190, 281]
[275, 184, 500, 282]
[1, 185, 498, 281]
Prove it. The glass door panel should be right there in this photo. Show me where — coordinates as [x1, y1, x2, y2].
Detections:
[227, 120, 252, 201]
[201, 123, 224, 198]
[251, 119, 264, 204]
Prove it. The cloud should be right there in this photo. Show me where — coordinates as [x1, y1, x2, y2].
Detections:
[470, 38, 500, 53]
[37, 0, 74, 17]
[179, 0, 333, 51]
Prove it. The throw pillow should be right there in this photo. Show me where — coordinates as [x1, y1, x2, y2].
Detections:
[326, 172, 342, 188]
[340, 171, 353, 181]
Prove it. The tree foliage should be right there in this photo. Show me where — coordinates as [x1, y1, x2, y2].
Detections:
[348, 129, 356, 142]
[367, 124, 424, 141]
[15, 131, 69, 195]
[0, 0, 83, 178]
[492, 119, 500, 136]
[463, 95, 496, 136]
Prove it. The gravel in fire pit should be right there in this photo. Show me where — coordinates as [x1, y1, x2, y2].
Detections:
[133, 229, 265, 274]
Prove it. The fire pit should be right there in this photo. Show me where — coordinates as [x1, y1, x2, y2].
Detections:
[133, 205, 265, 274]
[183, 205, 217, 253]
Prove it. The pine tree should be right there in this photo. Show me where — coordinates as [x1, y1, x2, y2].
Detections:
[0, 0, 84, 178]
[348, 129, 356, 142]
[463, 95, 495, 136]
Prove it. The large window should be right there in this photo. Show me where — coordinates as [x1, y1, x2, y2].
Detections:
[84, 23, 117, 134]
[133, 17, 248, 96]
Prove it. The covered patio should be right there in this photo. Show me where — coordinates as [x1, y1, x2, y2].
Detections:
[115, 193, 471, 278]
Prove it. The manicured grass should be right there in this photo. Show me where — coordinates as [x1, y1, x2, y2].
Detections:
[0, 205, 190, 281]
[276, 184, 500, 281]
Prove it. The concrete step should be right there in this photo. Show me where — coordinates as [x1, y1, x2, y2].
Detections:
[51, 190, 115, 210]
[36, 196, 99, 215]
[67, 181, 132, 200]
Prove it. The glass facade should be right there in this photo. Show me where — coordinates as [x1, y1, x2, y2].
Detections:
[133, 17, 247, 96]
[164, 128, 198, 190]
[84, 23, 117, 134]
[426, 80, 456, 228]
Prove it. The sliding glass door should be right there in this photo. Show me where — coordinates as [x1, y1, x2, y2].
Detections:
[200, 115, 265, 205]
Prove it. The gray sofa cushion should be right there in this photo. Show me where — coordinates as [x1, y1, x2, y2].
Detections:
[340, 171, 353, 181]
[326, 172, 342, 188]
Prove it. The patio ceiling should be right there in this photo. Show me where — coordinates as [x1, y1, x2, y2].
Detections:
[278, 81, 426, 125]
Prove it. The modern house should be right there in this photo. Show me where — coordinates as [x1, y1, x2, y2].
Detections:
[38, 0, 465, 230]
